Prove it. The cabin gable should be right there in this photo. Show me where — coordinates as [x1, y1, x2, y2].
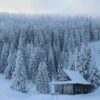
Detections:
[56, 70, 71, 81]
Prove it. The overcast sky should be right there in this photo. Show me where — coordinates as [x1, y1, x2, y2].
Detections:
[0, 0, 100, 16]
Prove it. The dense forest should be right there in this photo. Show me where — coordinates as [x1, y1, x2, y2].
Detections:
[0, 14, 100, 93]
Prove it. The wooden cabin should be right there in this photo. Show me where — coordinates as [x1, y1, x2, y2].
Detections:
[50, 69, 93, 95]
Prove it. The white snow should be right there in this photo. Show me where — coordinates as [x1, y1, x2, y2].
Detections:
[0, 74, 100, 100]
[89, 40, 100, 71]
[50, 81, 90, 85]
[64, 69, 91, 84]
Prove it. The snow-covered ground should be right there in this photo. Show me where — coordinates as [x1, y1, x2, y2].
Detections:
[89, 40, 100, 70]
[0, 40, 100, 100]
[0, 74, 100, 100]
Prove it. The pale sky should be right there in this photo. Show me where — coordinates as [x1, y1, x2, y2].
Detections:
[0, 0, 100, 16]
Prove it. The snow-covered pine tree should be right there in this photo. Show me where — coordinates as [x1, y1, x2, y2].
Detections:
[4, 42, 16, 79]
[88, 59, 100, 88]
[85, 48, 100, 88]
[75, 44, 100, 87]
[69, 33, 76, 53]
[29, 46, 45, 82]
[58, 50, 65, 72]
[0, 42, 9, 73]
[68, 51, 76, 70]
[11, 36, 28, 93]
[74, 48, 82, 72]
[25, 42, 33, 79]
[89, 20, 99, 41]
[53, 42, 60, 75]
[63, 33, 69, 53]
[0, 35, 3, 59]
[28, 46, 37, 81]
[79, 45, 92, 79]
[75, 32, 82, 51]
[36, 62, 50, 94]
[47, 48, 55, 80]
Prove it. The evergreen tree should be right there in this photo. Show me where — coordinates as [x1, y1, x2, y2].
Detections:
[29, 46, 45, 82]
[0, 42, 9, 73]
[11, 37, 28, 93]
[4, 43, 16, 79]
[79, 45, 92, 79]
[36, 62, 50, 94]
[53, 43, 60, 75]
[0, 35, 3, 59]
[75, 45, 100, 87]
[88, 59, 100, 88]
[47, 48, 55, 80]
[25, 43, 33, 79]
[74, 48, 82, 71]
[68, 51, 75, 70]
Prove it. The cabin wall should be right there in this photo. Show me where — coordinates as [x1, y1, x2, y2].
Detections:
[55, 85, 63, 94]
[63, 85, 73, 94]
[73, 84, 92, 94]
[55, 84, 73, 94]
[51, 84, 92, 95]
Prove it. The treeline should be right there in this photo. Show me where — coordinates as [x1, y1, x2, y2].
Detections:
[0, 14, 100, 93]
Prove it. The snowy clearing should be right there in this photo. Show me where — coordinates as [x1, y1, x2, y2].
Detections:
[0, 74, 100, 100]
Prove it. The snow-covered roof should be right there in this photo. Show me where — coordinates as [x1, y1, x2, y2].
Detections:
[50, 69, 91, 85]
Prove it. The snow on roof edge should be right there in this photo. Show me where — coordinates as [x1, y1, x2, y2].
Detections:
[50, 80, 91, 85]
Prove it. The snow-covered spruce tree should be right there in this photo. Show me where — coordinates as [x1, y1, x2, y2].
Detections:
[69, 33, 76, 53]
[74, 48, 82, 71]
[36, 62, 50, 94]
[79, 45, 93, 80]
[0, 35, 3, 59]
[75, 32, 82, 51]
[47, 48, 55, 80]
[4, 42, 16, 79]
[11, 36, 28, 93]
[53, 42, 60, 75]
[67, 47, 82, 71]
[58, 51, 65, 70]
[89, 19, 99, 41]
[88, 59, 100, 88]
[68, 51, 76, 70]
[25, 42, 33, 79]
[0, 42, 9, 73]
[84, 48, 100, 88]
[75, 44, 100, 87]
[59, 50, 69, 70]
[29, 46, 45, 82]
